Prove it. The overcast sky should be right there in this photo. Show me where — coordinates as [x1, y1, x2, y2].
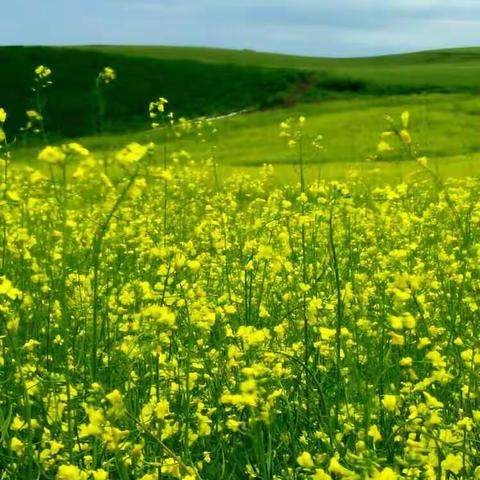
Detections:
[1, 0, 479, 57]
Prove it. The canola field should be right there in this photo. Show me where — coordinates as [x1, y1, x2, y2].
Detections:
[1, 66, 480, 480]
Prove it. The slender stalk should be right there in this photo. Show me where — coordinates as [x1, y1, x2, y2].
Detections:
[329, 201, 343, 429]
[298, 135, 310, 419]
[95, 77, 105, 133]
[34, 86, 48, 145]
[163, 143, 168, 246]
[1, 134, 10, 274]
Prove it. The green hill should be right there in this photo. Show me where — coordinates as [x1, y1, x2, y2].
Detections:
[1, 45, 479, 140]
[77, 45, 480, 89]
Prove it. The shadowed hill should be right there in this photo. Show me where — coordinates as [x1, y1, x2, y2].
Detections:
[0, 46, 309, 137]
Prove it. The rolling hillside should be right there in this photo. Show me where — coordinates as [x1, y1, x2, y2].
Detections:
[1, 46, 479, 140]
[78, 45, 480, 89]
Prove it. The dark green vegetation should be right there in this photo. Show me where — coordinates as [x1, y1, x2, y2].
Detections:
[1, 46, 479, 140]
[0, 46, 307, 137]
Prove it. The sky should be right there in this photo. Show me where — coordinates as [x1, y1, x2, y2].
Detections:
[1, 0, 479, 57]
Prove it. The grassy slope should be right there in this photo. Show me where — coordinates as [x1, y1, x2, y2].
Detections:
[13, 92, 480, 184]
[77, 45, 480, 89]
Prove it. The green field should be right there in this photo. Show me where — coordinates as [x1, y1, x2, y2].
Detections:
[10, 92, 480, 183]
[1, 45, 480, 183]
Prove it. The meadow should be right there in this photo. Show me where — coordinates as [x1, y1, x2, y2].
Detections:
[1, 49, 480, 479]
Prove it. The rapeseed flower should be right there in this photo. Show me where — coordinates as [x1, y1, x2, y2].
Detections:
[98, 66, 116, 84]
[35, 65, 52, 79]
[56, 465, 88, 480]
[116, 142, 150, 167]
[297, 451, 315, 468]
[37, 145, 66, 164]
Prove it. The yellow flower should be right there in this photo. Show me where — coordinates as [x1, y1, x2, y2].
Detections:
[142, 305, 176, 327]
[139, 474, 157, 480]
[161, 457, 181, 477]
[149, 97, 169, 118]
[402, 313, 416, 330]
[226, 418, 243, 432]
[382, 395, 398, 412]
[66, 142, 90, 157]
[116, 142, 149, 167]
[0, 277, 22, 299]
[390, 332, 405, 346]
[368, 424, 382, 442]
[38, 146, 66, 164]
[10, 415, 26, 431]
[35, 65, 52, 79]
[399, 357, 413, 367]
[329, 457, 354, 477]
[154, 399, 170, 420]
[400, 129, 412, 145]
[10, 437, 24, 455]
[221, 392, 257, 409]
[79, 405, 104, 437]
[389, 315, 403, 330]
[297, 451, 315, 468]
[0, 107, 6, 123]
[99, 66, 116, 84]
[373, 467, 398, 480]
[425, 350, 446, 369]
[26, 110, 42, 120]
[105, 389, 125, 418]
[423, 392, 444, 409]
[377, 141, 393, 153]
[92, 469, 109, 480]
[7, 190, 21, 202]
[441, 453, 463, 474]
[236, 325, 270, 348]
[312, 469, 332, 480]
[56, 465, 88, 480]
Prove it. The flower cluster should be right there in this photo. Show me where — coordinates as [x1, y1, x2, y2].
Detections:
[35, 64, 52, 80]
[37, 143, 90, 164]
[97, 66, 116, 85]
[149, 97, 169, 128]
